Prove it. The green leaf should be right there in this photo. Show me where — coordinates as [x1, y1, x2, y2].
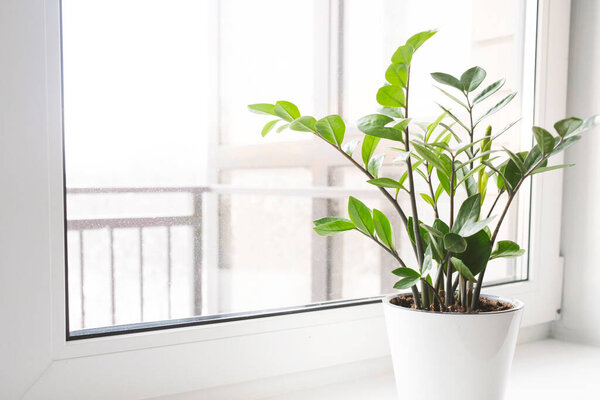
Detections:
[385, 63, 408, 87]
[406, 30, 437, 51]
[450, 257, 477, 282]
[475, 92, 517, 125]
[552, 135, 581, 154]
[248, 103, 276, 116]
[503, 147, 525, 173]
[392, 267, 421, 279]
[456, 165, 481, 197]
[421, 223, 444, 238]
[420, 193, 435, 208]
[379, 107, 404, 118]
[452, 194, 481, 235]
[443, 232, 467, 253]
[502, 158, 523, 192]
[361, 135, 381, 166]
[457, 216, 494, 237]
[313, 217, 346, 226]
[357, 114, 404, 142]
[393, 276, 421, 290]
[376, 85, 406, 107]
[435, 86, 468, 110]
[431, 72, 464, 91]
[367, 177, 404, 190]
[532, 127, 555, 155]
[460, 66, 487, 92]
[437, 104, 470, 133]
[315, 115, 345, 146]
[473, 78, 505, 104]
[368, 154, 385, 178]
[261, 119, 279, 137]
[313, 219, 355, 236]
[342, 138, 360, 157]
[273, 101, 301, 122]
[391, 44, 413, 65]
[422, 246, 434, 275]
[455, 230, 492, 276]
[411, 142, 450, 177]
[570, 114, 600, 136]
[531, 164, 575, 175]
[289, 116, 316, 132]
[554, 117, 583, 137]
[348, 196, 374, 236]
[373, 209, 394, 250]
[276, 123, 289, 133]
[490, 240, 525, 259]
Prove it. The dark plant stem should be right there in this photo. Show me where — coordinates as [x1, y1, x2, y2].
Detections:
[445, 159, 456, 307]
[421, 278, 445, 311]
[459, 276, 466, 307]
[426, 167, 440, 219]
[355, 230, 408, 268]
[486, 190, 504, 219]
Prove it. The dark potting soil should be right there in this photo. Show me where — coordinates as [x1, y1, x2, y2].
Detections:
[389, 294, 513, 313]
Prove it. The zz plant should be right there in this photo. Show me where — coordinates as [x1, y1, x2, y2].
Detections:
[249, 30, 598, 312]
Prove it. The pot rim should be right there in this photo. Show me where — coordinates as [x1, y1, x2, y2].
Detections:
[383, 293, 524, 316]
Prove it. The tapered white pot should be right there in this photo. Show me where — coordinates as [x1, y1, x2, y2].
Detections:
[383, 294, 523, 400]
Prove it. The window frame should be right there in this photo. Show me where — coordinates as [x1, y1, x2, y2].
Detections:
[7, 0, 570, 397]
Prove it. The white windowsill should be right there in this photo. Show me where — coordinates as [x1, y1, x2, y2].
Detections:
[263, 340, 600, 400]
[155, 338, 600, 400]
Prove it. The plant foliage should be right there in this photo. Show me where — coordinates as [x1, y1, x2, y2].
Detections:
[249, 30, 599, 312]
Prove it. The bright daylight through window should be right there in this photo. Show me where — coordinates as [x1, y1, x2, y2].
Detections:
[62, 0, 537, 335]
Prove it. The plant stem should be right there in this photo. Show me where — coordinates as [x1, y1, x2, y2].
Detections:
[486, 190, 504, 219]
[445, 258, 454, 307]
[421, 278, 445, 311]
[403, 67, 426, 271]
[426, 167, 440, 219]
[459, 276, 466, 308]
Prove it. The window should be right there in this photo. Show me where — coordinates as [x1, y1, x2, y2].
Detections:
[63, 0, 537, 336]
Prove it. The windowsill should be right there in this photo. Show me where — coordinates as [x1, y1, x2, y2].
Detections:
[260, 339, 600, 400]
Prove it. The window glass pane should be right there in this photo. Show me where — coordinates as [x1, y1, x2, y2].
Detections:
[63, 0, 535, 335]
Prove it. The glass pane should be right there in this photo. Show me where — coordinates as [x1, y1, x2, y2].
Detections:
[62, 0, 535, 335]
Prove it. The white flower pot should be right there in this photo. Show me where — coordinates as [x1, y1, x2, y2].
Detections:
[382, 294, 524, 400]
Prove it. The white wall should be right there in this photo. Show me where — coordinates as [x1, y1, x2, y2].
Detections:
[555, 0, 600, 345]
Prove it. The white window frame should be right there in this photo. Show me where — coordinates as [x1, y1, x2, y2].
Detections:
[1, 0, 571, 398]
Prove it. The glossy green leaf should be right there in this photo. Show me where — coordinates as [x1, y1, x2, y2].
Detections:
[376, 85, 406, 107]
[422, 246, 434, 275]
[456, 215, 494, 237]
[472, 78, 505, 104]
[361, 134, 381, 166]
[435, 86, 468, 110]
[443, 232, 467, 253]
[532, 127, 555, 155]
[313, 217, 346, 226]
[367, 177, 404, 190]
[348, 196, 374, 236]
[552, 135, 581, 154]
[437, 104, 470, 133]
[531, 164, 575, 175]
[273, 101, 300, 122]
[475, 92, 516, 125]
[342, 138, 360, 157]
[420, 193, 435, 208]
[368, 154, 385, 178]
[450, 257, 477, 282]
[456, 165, 481, 197]
[490, 240, 525, 259]
[313, 219, 355, 236]
[373, 209, 395, 250]
[357, 114, 404, 142]
[406, 30, 437, 51]
[503, 147, 525, 173]
[411, 142, 450, 177]
[460, 66, 486, 92]
[289, 116, 316, 132]
[554, 117, 583, 138]
[455, 230, 492, 276]
[393, 276, 421, 290]
[379, 107, 404, 118]
[385, 63, 408, 87]
[431, 72, 464, 91]
[315, 115, 345, 146]
[248, 103, 277, 116]
[392, 267, 421, 279]
[391, 44, 413, 65]
[261, 119, 279, 137]
[452, 194, 481, 235]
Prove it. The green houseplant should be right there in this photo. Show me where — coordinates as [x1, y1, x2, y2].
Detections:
[249, 30, 597, 399]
